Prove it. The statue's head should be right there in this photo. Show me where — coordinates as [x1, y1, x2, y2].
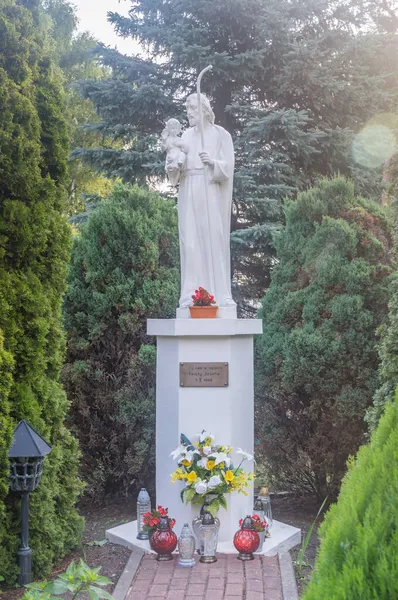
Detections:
[186, 93, 215, 127]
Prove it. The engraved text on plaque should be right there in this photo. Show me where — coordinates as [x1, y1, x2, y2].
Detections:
[180, 362, 229, 387]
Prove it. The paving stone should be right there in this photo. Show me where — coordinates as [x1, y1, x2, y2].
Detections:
[207, 577, 225, 590]
[205, 591, 224, 600]
[246, 592, 266, 600]
[225, 583, 244, 596]
[263, 576, 283, 590]
[246, 578, 264, 592]
[147, 583, 169, 596]
[128, 552, 284, 600]
[185, 583, 206, 595]
[166, 591, 185, 600]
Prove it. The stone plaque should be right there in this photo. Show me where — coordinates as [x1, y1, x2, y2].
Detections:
[180, 362, 229, 387]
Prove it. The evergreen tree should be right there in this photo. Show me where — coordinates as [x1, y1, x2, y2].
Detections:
[303, 393, 398, 600]
[43, 0, 114, 214]
[255, 178, 393, 499]
[366, 154, 398, 429]
[0, 0, 83, 583]
[62, 184, 179, 498]
[74, 0, 398, 313]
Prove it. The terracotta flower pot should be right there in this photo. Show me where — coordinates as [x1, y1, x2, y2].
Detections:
[189, 306, 218, 319]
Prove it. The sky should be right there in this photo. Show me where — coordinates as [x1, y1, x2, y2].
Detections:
[72, 0, 141, 55]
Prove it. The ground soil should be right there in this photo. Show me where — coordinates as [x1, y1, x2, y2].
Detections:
[272, 494, 323, 597]
[2, 494, 322, 600]
[1, 499, 134, 600]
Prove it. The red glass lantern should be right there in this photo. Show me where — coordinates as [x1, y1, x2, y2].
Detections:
[150, 516, 177, 561]
[233, 516, 260, 561]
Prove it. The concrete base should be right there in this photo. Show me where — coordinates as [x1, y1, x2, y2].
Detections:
[106, 519, 301, 558]
[148, 317, 263, 543]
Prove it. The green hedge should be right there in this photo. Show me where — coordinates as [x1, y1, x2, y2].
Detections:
[255, 177, 392, 498]
[63, 183, 179, 498]
[0, 0, 82, 583]
[303, 394, 398, 599]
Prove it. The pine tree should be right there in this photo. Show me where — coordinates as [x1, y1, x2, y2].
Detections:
[74, 0, 398, 313]
[303, 393, 398, 600]
[255, 178, 393, 498]
[43, 0, 114, 214]
[0, 0, 83, 583]
[62, 183, 179, 498]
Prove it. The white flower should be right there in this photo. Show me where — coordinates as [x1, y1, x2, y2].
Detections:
[236, 448, 255, 462]
[203, 445, 212, 456]
[195, 481, 208, 495]
[210, 452, 231, 468]
[170, 444, 187, 460]
[208, 475, 222, 490]
[198, 430, 214, 443]
[197, 457, 208, 469]
[183, 449, 200, 463]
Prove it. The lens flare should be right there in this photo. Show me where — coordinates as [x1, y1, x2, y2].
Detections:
[352, 114, 397, 169]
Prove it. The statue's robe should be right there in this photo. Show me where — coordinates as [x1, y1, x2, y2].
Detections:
[167, 123, 235, 308]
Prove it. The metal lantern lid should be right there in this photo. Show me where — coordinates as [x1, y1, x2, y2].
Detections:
[158, 516, 170, 531]
[202, 512, 215, 526]
[8, 420, 52, 458]
[254, 497, 263, 511]
[241, 516, 255, 530]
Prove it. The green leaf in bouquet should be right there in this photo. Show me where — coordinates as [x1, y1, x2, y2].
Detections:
[208, 499, 220, 516]
[180, 486, 189, 502]
[219, 495, 227, 509]
[185, 487, 195, 503]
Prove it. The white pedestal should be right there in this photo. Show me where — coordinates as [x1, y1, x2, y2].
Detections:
[148, 318, 262, 543]
[106, 519, 301, 557]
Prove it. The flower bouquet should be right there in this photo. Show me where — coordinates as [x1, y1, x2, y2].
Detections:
[170, 431, 255, 516]
[143, 506, 176, 535]
[189, 287, 218, 318]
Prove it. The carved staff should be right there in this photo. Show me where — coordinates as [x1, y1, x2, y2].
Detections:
[196, 65, 216, 293]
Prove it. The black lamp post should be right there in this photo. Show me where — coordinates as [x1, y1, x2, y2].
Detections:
[8, 420, 52, 587]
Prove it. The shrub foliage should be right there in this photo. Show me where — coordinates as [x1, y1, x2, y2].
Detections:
[63, 183, 179, 498]
[0, 0, 83, 583]
[255, 178, 393, 498]
[303, 393, 398, 599]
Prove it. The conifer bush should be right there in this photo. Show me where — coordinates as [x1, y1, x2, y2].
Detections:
[63, 183, 179, 498]
[255, 178, 392, 498]
[0, 0, 83, 583]
[303, 393, 398, 599]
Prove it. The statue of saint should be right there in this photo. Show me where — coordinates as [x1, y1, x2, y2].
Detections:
[164, 93, 235, 308]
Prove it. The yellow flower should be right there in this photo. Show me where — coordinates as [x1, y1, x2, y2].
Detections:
[187, 471, 197, 483]
[207, 460, 215, 471]
[225, 470, 235, 483]
[171, 468, 185, 483]
[218, 462, 225, 469]
[182, 459, 192, 467]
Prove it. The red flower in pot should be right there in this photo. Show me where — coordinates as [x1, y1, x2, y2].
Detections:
[189, 287, 218, 318]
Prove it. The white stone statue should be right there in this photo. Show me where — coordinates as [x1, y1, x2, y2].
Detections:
[161, 118, 187, 171]
[164, 92, 235, 308]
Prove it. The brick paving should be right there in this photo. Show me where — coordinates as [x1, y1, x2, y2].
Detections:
[127, 553, 283, 600]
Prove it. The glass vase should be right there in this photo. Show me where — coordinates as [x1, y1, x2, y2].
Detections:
[178, 523, 196, 567]
[136, 488, 151, 540]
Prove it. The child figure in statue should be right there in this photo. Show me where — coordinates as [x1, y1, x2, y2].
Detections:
[162, 118, 187, 171]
